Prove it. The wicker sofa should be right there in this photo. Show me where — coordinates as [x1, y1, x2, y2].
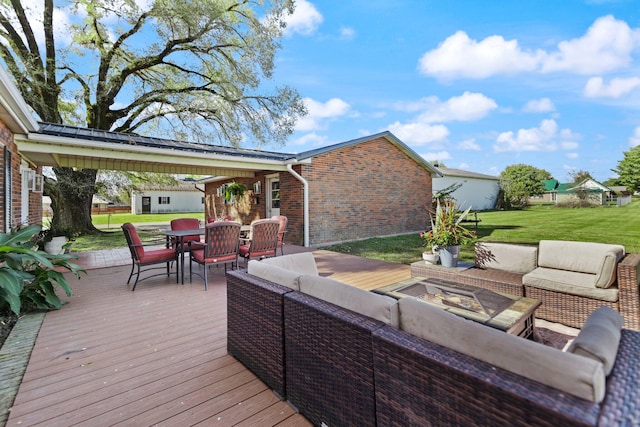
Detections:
[415, 240, 640, 330]
[226, 253, 640, 426]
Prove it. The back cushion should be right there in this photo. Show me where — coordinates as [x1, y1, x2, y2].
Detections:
[475, 242, 538, 274]
[247, 260, 301, 290]
[260, 252, 319, 276]
[537, 241, 624, 288]
[398, 297, 605, 402]
[299, 275, 399, 328]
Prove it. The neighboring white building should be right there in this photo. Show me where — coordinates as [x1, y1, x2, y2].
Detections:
[432, 167, 500, 211]
[131, 182, 205, 214]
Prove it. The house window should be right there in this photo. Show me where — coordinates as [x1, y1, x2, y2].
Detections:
[158, 196, 170, 204]
[201, 197, 205, 204]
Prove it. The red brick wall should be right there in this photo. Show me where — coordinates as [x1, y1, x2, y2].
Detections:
[299, 137, 432, 245]
[202, 136, 433, 247]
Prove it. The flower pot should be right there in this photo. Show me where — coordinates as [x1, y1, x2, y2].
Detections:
[422, 251, 439, 264]
[439, 245, 460, 267]
[44, 236, 67, 255]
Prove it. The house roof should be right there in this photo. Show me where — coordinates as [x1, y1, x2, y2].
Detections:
[543, 179, 559, 191]
[295, 131, 442, 176]
[434, 167, 499, 181]
[134, 182, 205, 192]
[0, 66, 39, 134]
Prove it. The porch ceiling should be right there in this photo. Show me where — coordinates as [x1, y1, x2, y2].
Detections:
[15, 133, 293, 177]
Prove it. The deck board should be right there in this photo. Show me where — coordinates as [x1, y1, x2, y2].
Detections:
[5, 246, 411, 426]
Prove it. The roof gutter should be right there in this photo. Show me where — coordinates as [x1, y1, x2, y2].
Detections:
[286, 163, 309, 247]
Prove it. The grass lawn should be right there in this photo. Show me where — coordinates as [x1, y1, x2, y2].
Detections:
[324, 200, 640, 265]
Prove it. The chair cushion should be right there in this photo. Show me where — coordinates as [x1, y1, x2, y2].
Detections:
[537, 240, 624, 288]
[299, 275, 399, 327]
[566, 306, 624, 375]
[475, 242, 538, 274]
[191, 249, 237, 264]
[248, 260, 302, 290]
[259, 252, 318, 276]
[398, 297, 605, 403]
[523, 268, 619, 302]
[139, 248, 176, 264]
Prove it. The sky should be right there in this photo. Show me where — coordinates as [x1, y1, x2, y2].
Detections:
[257, 0, 640, 182]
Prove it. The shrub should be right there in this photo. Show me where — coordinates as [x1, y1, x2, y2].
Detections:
[0, 225, 85, 315]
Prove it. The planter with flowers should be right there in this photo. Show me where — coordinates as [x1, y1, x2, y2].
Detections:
[420, 199, 477, 267]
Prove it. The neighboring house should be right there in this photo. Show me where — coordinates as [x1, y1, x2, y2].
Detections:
[532, 178, 614, 205]
[432, 167, 500, 211]
[204, 132, 441, 246]
[43, 195, 113, 216]
[131, 182, 205, 214]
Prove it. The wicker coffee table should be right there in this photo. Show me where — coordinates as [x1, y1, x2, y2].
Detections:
[375, 276, 541, 339]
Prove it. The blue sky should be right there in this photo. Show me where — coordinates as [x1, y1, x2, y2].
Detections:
[262, 0, 640, 182]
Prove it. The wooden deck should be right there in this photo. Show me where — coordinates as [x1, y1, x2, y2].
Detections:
[5, 247, 410, 426]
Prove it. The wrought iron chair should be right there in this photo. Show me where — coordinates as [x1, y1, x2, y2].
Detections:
[170, 218, 201, 253]
[121, 223, 178, 291]
[239, 219, 280, 265]
[271, 215, 288, 256]
[189, 221, 241, 290]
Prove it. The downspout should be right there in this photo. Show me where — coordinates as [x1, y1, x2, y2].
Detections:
[286, 163, 309, 247]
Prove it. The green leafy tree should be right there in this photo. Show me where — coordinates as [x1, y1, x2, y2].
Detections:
[499, 164, 553, 208]
[0, 0, 306, 235]
[612, 145, 640, 193]
[568, 169, 593, 184]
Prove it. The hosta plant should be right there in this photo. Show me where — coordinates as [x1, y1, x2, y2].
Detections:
[0, 225, 85, 315]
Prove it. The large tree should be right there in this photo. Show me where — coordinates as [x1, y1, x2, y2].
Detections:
[612, 145, 640, 193]
[499, 164, 553, 208]
[0, 0, 306, 234]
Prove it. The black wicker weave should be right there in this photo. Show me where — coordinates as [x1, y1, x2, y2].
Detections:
[226, 270, 293, 399]
[372, 325, 640, 427]
[284, 291, 385, 427]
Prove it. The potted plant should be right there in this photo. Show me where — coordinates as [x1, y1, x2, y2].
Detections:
[38, 225, 76, 255]
[425, 199, 477, 267]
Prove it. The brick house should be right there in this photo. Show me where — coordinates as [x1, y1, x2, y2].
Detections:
[204, 132, 441, 246]
[0, 68, 43, 232]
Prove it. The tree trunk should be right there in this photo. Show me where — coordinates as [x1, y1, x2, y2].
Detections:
[47, 167, 99, 234]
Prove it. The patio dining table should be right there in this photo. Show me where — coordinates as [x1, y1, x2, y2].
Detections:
[163, 225, 251, 284]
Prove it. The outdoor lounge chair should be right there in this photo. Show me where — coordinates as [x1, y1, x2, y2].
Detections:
[170, 218, 201, 253]
[189, 221, 241, 290]
[271, 215, 288, 256]
[121, 222, 178, 291]
[238, 219, 280, 264]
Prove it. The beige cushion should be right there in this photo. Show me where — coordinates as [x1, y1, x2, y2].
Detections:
[398, 297, 605, 402]
[567, 306, 624, 375]
[475, 242, 538, 274]
[247, 260, 302, 290]
[523, 268, 619, 302]
[259, 252, 319, 276]
[299, 275, 399, 328]
[537, 241, 624, 288]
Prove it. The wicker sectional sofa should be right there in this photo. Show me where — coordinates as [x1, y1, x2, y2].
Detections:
[415, 240, 640, 330]
[226, 253, 640, 426]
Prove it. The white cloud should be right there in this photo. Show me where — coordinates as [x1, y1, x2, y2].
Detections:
[523, 98, 555, 113]
[388, 121, 449, 146]
[340, 27, 356, 40]
[457, 162, 470, 169]
[295, 97, 350, 131]
[395, 92, 497, 122]
[493, 119, 579, 152]
[283, 0, 323, 36]
[421, 151, 451, 162]
[542, 15, 639, 75]
[566, 152, 579, 159]
[628, 126, 640, 147]
[458, 138, 481, 150]
[418, 15, 640, 80]
[290, 132, 329, 147]
[584, 76, 640, 98]
[418, 31, 541, 79]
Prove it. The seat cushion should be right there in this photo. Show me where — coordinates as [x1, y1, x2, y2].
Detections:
[139, 248, 176, 264]
[475, 242, 538, 274]
[523, 267, 619, 302]
[566, 306, 624, 375]
[299, 275, 399, 327]
[191, 249, 237, 264]
[247, 260, 302, 290]
[398, 297, 605, 403]
[259, 252, 318, 276]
